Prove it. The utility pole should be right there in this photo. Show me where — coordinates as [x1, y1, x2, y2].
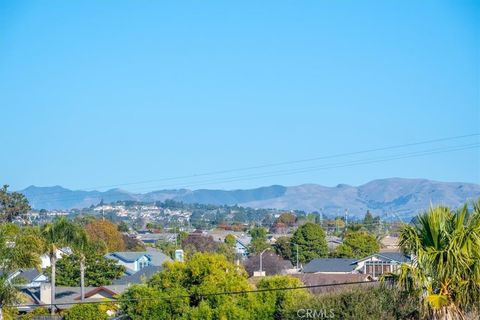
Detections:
[344, 208, 348, 230]
[296, 244, 299, 270]
[320, 208, 323, 227]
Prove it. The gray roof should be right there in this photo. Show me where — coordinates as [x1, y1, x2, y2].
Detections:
[355, 252, 411, 263]
[23, 285, 127, 309]
[144, 249, 172, 266]
[106, 252, 150, 263]
[18, 268, 43, 282]
[106, 250, 171, 266]
[303, 258, 356, 273]
[113, 265, 162, 285]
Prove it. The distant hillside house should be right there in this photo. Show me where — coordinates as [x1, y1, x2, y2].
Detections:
[303, 253, 410, 279]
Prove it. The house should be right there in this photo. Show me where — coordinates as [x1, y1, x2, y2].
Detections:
[206, 230, 251, 257]
[40, 247, 72, 268]
[137, 232, 176, 244]
[235, 238, 250, 257]
[302, 253, 410, 279]
[353, 252, 410, 278]
[7, 268, 48, 288]
[20, 283, 127, 312]
[105, 249, 171, 274]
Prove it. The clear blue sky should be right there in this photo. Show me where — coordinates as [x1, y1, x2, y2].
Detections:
[1, 0, 479, 192]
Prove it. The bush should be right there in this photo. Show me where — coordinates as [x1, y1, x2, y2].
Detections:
[282, 286, 420, 320]
[64, 304, 108, 320]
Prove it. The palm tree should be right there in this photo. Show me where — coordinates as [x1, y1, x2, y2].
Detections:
[41, 217, 86, 315]
[398, 201, 480, 319]
[0, 225, 43, 320]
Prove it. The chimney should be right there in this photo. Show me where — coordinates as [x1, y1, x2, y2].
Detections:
[40, 282, 51, 305]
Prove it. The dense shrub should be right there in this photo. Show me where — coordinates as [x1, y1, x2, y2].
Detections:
[282, 286, 420, 320]
[64, 304, 108, 320]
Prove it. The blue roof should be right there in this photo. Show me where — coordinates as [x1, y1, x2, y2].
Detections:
[303, 258, 356, 273]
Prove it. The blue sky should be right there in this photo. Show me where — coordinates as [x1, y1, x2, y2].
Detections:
[1, 0, 479, 192]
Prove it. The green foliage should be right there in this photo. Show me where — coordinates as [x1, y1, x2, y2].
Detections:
[46, 252, 125, 286]
[248, 238, 271, 254]
[21, 307, 49, 320]
[248, 227, 270, 254]
[123, 234, 146, 251]
[41, 217, 87, 255]
[274, 236, 292, 260]
[216, 242, 236, 262]
[155, 240, 177, 259]
[64, 304, 108, 320]
[256, 275, 309, 320]
[120, 253, 260, 320]
[291, 222, 328, 263]
[249, 227, 267, 240]
[0, 225, 44, 310]
[276, 213, 296, 226]
[224, 234, 236, 247]
[398, 201, 480, 318]
[117, 221, 129, 232]
[0, 185, 31, 223]
[282, 285, 420, 320]
[334, 231, 380, 258]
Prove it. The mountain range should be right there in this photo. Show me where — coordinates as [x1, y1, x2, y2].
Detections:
[18, 178, 480, 219]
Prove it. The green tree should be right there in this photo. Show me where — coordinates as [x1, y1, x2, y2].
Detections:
[291, 222, 327, 263]
[41, 217, 86, 315]
[155, 240, 177, 259]
[0, 185, 30, 223]
[0, 225, 44, 319]
[274, 236, 292, 260]
[117, 221, 129, 232]
[397, 203, 480, 319]
[64, 304, 108, 320]
[216, 242, 236, 262]
[248, 238, 271, 254]
[224, 234, 236, 247]
[276, 213, 296, 226]
[46, 252, 125, 287]
[334, 231, 380, 258]
[363, 210, 374, 225]
[248, 227, 270, 254]
[256, 276, 309, 320]
[121, 253, 260, 320]
[249, 226, 267, 240]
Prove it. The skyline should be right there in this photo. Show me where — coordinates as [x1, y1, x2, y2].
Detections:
[1, 1, 479, 191]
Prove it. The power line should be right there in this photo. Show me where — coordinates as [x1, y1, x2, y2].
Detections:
[21, 133, 479, 199]
[11, 280, 378, 309]
[27, 142, 480, 205]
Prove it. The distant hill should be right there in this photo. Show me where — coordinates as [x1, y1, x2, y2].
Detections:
[19, 178, 480, 219]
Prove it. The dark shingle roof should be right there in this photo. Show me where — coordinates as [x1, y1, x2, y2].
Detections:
[19, 268, 42, 282]
[303, 258, 356, 273]
[113, 266, 162, 285]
